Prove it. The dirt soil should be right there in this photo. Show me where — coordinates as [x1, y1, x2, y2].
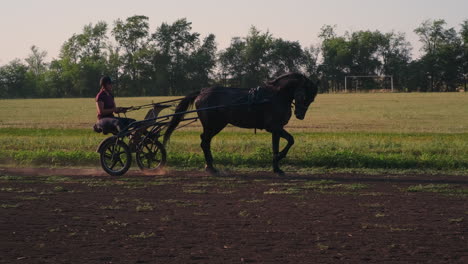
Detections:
[0, 168, 467, 264]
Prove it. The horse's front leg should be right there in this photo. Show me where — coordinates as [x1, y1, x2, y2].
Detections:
[277, 129, 294, 160]
[271, 129, 295, 174]
[271, 132, 283, 174]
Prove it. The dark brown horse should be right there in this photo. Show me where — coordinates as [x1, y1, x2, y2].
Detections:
[163, 72, 319, 174]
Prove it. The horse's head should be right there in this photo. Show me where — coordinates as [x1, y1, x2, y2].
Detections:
[268, 73, 319, 120]
[293, 75, 318, 120]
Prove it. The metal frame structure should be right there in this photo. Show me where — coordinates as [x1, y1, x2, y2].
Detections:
[96, 98, 256, 176]
[96, 98, 194, 176]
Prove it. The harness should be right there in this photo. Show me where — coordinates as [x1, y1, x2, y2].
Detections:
[247, 86, 271, 134]
[247, 86, 270, 105]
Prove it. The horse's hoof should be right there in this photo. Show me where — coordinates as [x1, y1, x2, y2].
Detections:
[277, 152, 286, 161]
[205, 166, 219, 175]
[274, 169, 285, 175]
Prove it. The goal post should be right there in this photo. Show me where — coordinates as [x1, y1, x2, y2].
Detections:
[344, 75, 394, 92]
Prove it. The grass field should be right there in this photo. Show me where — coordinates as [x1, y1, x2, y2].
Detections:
[0, 93, 467, 173]
[1, 93, 467, 133]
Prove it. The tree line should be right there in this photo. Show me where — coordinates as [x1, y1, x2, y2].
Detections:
[1, 16, 467, 98]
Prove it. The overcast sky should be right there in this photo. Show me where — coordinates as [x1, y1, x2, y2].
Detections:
[1, 0, 467, 65]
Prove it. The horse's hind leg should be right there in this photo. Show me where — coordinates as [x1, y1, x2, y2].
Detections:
[200, 124, 226, 175]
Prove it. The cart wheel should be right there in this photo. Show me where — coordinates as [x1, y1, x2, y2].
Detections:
[99, 138, 132, 176]
[136, 137, 167, 171]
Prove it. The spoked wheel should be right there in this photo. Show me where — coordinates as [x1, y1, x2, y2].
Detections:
[99, 137, 132, 176]
[136, 137, 167, 171]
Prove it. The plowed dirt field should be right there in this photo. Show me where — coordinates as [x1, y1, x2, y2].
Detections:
[1, 168, 467, 263]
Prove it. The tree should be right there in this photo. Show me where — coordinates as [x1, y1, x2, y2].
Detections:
[42, 59, 68, 97]
[79, 22, 108, 60]
[185, 34, 217, 90]
[23, 46, 49, 97]
[219, 27, 318, 88]
[378, 32, 412, 91]
[318, 25, 352, 92]
[318, 24, 337, 40]
[112, 15, 151, 95]
[153, 18, 199, 95]
[105, 45, 122, 94]
[219, 37, 246, 87]
[318, 25, 413, 92]
[219, 27, 274, 87]
[152, 18, 216, 94]
[53, 21, 110, 97]
[269, 38, 305, 76]
[220, 27, 303, 88]
[460, 20, 468, 91]
[414, 19, 463, 91]
[6, 16, 468, 97]
[348, 31, 383, 77]
[0, 59, 30, 98]
[303, 45, 320, 82]
[242, 27, 274, 87]
[76, 22, 109, 97]
[25, 45, 48, 76]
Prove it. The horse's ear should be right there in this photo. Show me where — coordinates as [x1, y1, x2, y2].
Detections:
[306, 75, 320, 89]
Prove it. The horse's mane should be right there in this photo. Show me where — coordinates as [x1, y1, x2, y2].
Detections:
[267, 72, 305, 86]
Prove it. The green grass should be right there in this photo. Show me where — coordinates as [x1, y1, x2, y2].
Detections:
[1, 93, 467, 132]
[129, 232, 155, 239]
[263, 180, 370, 195]
[0, 97, 181, 129]
[0, 94, 467, 172]
[0, 129, 467, 172]
[183, 188, 208, 194]
[264, 188, 302, 195]
[0, 203, 21, 208]
[448, 218, 464, 223]
[135, 202, 154, 212]
[406, 184, 468, 196]
[99, 205, 122, 210]
[167, 131, 468, 172]
[107, 220, 128, 227]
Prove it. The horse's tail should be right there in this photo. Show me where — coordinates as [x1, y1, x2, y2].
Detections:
[163, 91, 200, 146]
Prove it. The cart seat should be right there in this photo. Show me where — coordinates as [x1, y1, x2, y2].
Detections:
[144, 104, 171, 120]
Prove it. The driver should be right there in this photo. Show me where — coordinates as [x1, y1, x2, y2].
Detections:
[93, 76, 135, 134]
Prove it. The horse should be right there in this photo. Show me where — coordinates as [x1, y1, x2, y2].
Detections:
[163, 72, 319, 174]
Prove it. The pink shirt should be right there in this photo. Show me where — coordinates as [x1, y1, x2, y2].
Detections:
[95, 89, 115, 119]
